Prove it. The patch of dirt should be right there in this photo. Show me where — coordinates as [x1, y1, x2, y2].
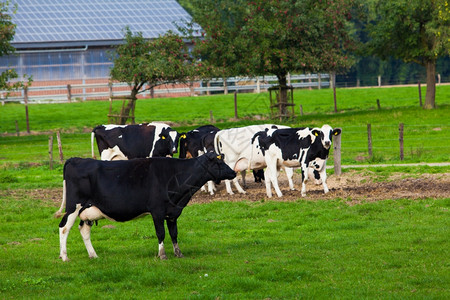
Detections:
[189, 170, 450, 205]
[1, 170, 449, 206]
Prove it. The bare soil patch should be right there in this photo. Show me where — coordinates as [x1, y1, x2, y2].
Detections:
[189, 170, 450, 204]
[2, 170, 449, 206]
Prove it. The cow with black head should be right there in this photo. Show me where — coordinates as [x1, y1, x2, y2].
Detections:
[54, 152, 236, 261]
[254, 125, 341, 197]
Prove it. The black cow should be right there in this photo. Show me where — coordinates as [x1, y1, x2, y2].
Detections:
[91, 123, 179, 160]
[255, 125, 341, 197]
[178, 125, 220, 159]
[54, 152, 236, 261]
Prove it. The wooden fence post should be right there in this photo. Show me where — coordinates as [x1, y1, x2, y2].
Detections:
[378, 75, 381, 87]
[331, 72, 337, 113]
[207, 81, 211, 96]
[56, 131, 64, 163]
[67, 84, 72, 102]
[318, 74, 321, 90]
[223, 78, 228, 95]
[367, 124, 372, 157]
[15, 120, 20, 136]
[399, 123, 404, 161]
[108, 81, 113, 99]
[234, 91, 238, 119]
[24, 86, 30, 134]
[418, 81, 423, 107]
[333, 129, 342, 176]
[376, 99, 381, 110]
[48, 135, 54, 170]
[210, 110, 214, 123]
[299, 105, 303, 116]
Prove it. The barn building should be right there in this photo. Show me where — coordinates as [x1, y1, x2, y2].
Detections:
[1, 0, 195, 98]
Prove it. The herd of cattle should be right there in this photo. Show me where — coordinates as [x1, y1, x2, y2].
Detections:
[55, 122, 341, 261]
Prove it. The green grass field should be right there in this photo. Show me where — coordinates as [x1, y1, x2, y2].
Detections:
[1, 85, 449, 167]
[1, 85, 449, 299]
[1, 194, 449, 299]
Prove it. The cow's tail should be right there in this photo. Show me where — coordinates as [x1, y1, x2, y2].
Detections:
[91, 131, 96, 159]
[54, 179, 66, 218]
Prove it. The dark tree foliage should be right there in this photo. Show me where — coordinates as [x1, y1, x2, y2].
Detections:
[185, 0, 356, 115]
[363, 0, 450, 108]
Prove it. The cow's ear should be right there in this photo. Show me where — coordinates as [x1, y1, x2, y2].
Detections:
[332, 128, 342, 136]
[312, 129, 320, 137]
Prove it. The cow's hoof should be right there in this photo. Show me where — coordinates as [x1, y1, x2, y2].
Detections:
[159, 254, 168, 260]
[60, 256, 70, 262]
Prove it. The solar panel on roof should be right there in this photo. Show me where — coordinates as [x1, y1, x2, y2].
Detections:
[10, 0, 199, 48]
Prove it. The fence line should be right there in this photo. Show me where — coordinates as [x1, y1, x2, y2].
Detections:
[1, 123, 449, 169]
[0, 74, 330, 104]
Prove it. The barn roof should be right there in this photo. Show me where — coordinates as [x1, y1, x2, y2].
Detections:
[10, 0, 195, 49]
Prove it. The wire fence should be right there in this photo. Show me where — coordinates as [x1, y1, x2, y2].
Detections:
[1, 123, 449, 167]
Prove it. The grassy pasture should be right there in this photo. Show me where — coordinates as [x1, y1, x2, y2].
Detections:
[0, 85, 449, 298]
[0, 85, 449, 167]
[1, 194, 449, 299]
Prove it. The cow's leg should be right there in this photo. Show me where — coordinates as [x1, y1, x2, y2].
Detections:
[284, 167, 295, 190]
[263, 168, 273, 198]
[167, 218, 184, 258]
[319, 161, 329, 193]
[58, 204, 81, 262]
[301, 164, 309, 197]
[264, 155, 283, 198]
[152, 215, 167, 260]
[240, 170, 247, 188]
[224, 180, 234, 195]
[79, 220, 98, 259]
[207, 180, 216, 195]
[232, 177, 247, 194]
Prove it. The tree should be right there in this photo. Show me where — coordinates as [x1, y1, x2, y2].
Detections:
[364, 0, 450, 109]
[186, 0, 355, 116]
[0, 1, 31, 95]
[109, 28, 196, 124]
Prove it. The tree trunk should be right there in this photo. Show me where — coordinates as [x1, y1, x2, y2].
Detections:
[277, 74, 288, 117]
[424, 60, 436, 109]
[119, 89, 138, 125]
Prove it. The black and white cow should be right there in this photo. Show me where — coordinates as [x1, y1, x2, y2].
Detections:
[255, 125, 341, 197]
[54, 152, 236, 261]
[214, 124, 294, 195]
[178, 125, 220, 159]
[91, 122, 179, 160]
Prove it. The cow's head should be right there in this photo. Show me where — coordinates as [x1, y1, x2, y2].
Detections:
[178, 133, 188, 158]
[312, 125, 341, 150]
[151, 131, 174, 157]
[203, 152, 236, 184]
